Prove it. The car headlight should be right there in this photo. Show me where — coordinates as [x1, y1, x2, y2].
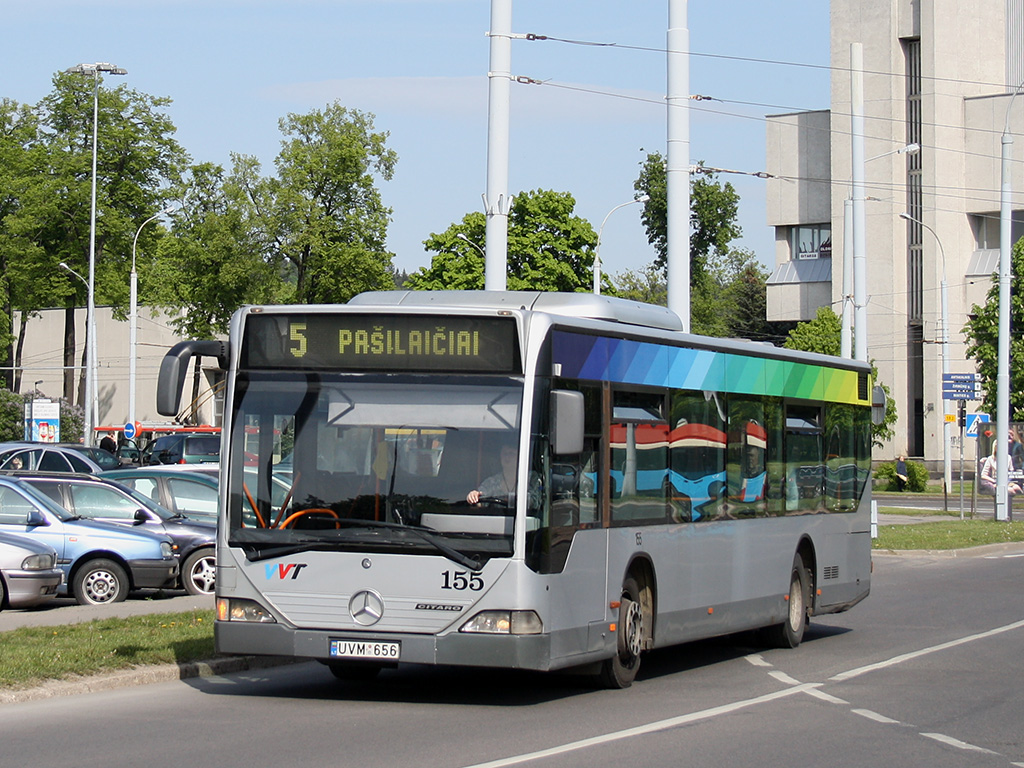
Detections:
[21, 553, 56, 571]
[459, 610, 542, 635]
[160, 542, 174, 558]
[217, 597, 277, 623]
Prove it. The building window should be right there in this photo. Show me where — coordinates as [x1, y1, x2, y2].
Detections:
[791, 225, 831, 260]
[972, 213, 1024, 250]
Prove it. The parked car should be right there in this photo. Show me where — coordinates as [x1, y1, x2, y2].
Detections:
[55, 443, 121, 470]
[0, 475, 177, 605]
[0, 442, 103, 473]
[0, 531, 63, 611]
[102, 468, 219, 524]
[143, 433, 220, 466]
[12, 472, 216, 596]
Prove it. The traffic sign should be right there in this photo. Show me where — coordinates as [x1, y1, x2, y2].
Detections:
[966, 413, 990, 436]
[123, 421, 140, 440]
[943, 373, 981, 382]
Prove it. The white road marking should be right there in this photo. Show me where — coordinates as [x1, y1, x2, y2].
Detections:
[745, 654, 772, 667]
[920, 732, 999, 755]
[804, 688, 848, 705]
[460, 683, 821, 768]
[769, 670, 801, 686]
[829, 618, 1024, 682]
[851, 708, 901, 724]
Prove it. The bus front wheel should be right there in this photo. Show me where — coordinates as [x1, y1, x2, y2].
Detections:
[765, 553, 810, 648]
[599, 577, 644, 689]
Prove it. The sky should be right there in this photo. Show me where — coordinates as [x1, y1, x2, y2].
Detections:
[1, 0, 831, 280]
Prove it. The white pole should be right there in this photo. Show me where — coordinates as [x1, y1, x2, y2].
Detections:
[995, 86, 1021, 521]
[851, 43, 867, 363]
[484, 0, 512, 291]
[129, 207, 172, 426]
[666, 0, 690, 330]
[841, 198, 853, 358]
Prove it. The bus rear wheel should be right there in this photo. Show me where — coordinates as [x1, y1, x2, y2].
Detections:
[765, 553, 810, 648]
[599, 577, 644, 689]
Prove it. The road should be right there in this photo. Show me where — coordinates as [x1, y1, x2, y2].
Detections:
[2, 548, 1024, 768]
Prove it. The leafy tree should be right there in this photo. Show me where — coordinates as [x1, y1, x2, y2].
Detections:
[408, 190, 597, 292]
[6, 72, 186, 404]
[963, 237, 1024, 419]
[238, 103, 398, 304]
[783, 306, 897, 447]
[0, 388, 83, 443]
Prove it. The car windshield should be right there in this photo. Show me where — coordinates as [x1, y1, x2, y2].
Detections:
[227, 374, 527, 564]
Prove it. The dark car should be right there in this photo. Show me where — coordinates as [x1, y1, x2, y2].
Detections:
[102, 468, 219, 524]
[11, 472, 216, 596]
[55, 443, 122, 470]
[0, 442, 103, 473]
[143, 433, 220, 466]
[0, 475, 177, 605]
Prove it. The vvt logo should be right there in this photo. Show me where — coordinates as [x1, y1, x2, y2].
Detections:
[264, 562, 307, 580]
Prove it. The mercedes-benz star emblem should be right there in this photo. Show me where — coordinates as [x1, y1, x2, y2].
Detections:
[349, 589, 385, 626]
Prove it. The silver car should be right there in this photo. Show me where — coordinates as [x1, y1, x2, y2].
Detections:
[0, 531, 63, 610]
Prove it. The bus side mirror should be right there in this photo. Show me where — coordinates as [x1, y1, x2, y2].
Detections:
[550, 390, 584, 456]
[871, 385, 886, 425]
[157, 340, 228, 417]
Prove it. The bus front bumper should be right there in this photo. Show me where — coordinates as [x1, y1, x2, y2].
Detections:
[215, 620, 556, 672]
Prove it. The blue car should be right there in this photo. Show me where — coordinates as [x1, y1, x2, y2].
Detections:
[0, 475, 177, 605]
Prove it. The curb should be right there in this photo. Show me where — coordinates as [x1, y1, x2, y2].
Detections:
[872, 541, 1024, 559]
[0, 655, 294, 705]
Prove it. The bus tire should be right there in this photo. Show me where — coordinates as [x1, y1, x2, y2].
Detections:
[599, 577, 644, 689]
[766, 553, 810, 648]
[326, 661, 382, 681]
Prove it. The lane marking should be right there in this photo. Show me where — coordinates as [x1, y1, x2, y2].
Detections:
[920, 732, 999, 755]
[769, 670, 801, 686]
[804, 688, 848, 705]
[851, 708, 901, 724]
[745, 654, 772, 667]
[460, 684, 820, 768]
[829, 618, 1024, 682]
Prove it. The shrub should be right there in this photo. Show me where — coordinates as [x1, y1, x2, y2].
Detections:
[874, 459, 928, 492]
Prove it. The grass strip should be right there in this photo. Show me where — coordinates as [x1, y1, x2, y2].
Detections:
[0, 609, 214, 690]
[873, 520, 1024, 551]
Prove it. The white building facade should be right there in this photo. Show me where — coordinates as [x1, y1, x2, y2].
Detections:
[766, 0, 1024, 463]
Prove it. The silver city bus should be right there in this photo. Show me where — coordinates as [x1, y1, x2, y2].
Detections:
[157, 291, 878, 687]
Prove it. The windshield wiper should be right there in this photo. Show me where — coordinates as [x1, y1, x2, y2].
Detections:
[239, 520, 483, 571]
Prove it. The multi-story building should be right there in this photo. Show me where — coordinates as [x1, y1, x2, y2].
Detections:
[766, 0, 1024, 464]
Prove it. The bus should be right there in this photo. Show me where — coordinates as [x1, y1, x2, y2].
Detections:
[156, 291, 879, 688]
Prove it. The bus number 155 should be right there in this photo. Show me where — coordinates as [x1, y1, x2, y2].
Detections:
[441, 571, 484, 591]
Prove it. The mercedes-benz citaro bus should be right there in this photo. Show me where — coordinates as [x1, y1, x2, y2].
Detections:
[156, 291, 881, 688]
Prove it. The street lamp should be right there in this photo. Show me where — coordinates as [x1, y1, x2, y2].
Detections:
[899, 212, 950, 508]
[58, 261, 98, 439]
[65, 62, 128, 447]
[130, 206, 176, 427]
[30, 380, 43, 441]
[593, 195, 649, 295]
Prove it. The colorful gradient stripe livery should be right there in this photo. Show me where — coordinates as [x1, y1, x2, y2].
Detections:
[158, 291, 874, 690]
[552, 330, 868, 405]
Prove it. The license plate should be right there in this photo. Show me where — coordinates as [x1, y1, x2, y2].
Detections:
[329, 639, 401, 660]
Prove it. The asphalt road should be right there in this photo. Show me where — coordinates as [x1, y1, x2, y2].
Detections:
[2, 547, 1024, 768]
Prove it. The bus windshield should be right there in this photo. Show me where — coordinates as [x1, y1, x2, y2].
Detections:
[226, 374, 525, 565]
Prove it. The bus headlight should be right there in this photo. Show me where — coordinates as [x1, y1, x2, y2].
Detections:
[459, 610, 542, 635]
[217, 597, 277, 623]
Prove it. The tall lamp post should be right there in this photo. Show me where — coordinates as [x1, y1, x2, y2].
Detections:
[65, 62, 128, 447]
[58, 262, 98, 440]
[593, 195, 649, 295]
[900, 212, 950, 506]
[130, 206, 176, 427]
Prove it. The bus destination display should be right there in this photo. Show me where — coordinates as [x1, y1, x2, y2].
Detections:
[242, 313, 519, 373]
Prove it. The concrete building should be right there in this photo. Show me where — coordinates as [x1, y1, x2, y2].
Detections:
[766, 0, 1024, 465]
[11, 306, 221, 435]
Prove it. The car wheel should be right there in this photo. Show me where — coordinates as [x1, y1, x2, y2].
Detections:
[182, 549, 216, 595]
[73, 558, 129, 606]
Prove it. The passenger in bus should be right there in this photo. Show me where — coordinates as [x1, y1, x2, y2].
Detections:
[466, 443, 542, 508]
[980, 443, 1022, 496]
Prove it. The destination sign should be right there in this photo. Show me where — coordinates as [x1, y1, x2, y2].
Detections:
[241, 313, 520, 373]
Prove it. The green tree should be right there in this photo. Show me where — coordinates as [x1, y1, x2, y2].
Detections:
[963, 237, 1024, 419]
[7, 72, 186, 404]
[783, 306, 897, 446]
[241, 103, 398, 304]
[408, 189, 597, 292]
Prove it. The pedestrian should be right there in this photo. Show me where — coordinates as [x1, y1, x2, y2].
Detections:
[979, 444, 1022, 496]
[99, 435, 117, 455]
[895, 455, 908, 492]
[1009, 428, 1024, 471]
